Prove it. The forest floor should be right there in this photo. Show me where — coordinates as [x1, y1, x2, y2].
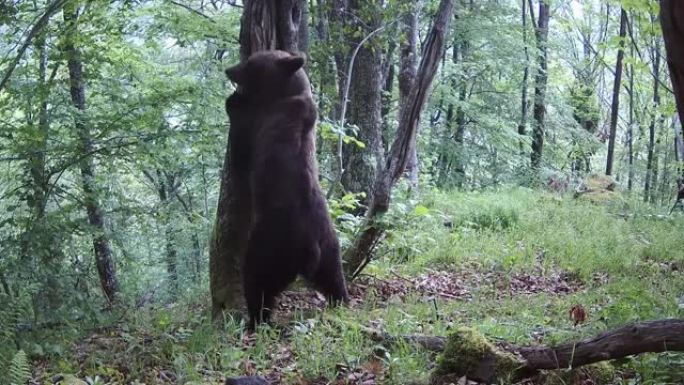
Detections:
[26, 188, 684, 384]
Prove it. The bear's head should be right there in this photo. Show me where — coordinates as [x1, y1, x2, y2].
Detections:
[225, 50, 310, 102]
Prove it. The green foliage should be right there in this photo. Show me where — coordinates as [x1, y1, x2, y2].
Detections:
[0, 0, 682, 383]
[8, 350, 30, 385]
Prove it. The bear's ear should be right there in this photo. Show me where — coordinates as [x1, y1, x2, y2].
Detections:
[225, 62, 246, 84]
[278, 54, 306, 74]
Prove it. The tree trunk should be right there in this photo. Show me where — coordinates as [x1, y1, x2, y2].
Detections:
[645, 37, 661, 202]
[380, 42, 396, 141]
[660, 0, 684, 127]
[345, 0, 454, 277]
[530, 0, 550, 170]
[63, 2, 119, 305]
[628, 44, 635, 191]
[341, 1, 385, 202]
[660, 0, 684, 203]
[518, 0, 529, 155]
[298, 0, 310, 56]
[453, 40, 469, 188]
[605, 9, 627, 176]
[210, 0, 302, 321]
[23, 31, 64, 313]
[434, 319, 684, 383]
[144, 170, 179, 294]
[399, 0, 421, 188]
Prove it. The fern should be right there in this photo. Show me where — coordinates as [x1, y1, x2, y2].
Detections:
[0, 291, 34, 383]
[8, 350, 30, 385]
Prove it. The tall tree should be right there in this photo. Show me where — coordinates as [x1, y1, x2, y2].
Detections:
[529, 0, 550, 170]
[346, 0, 454, 276]
[340, 1, 385, 202]
[605, 8, 627, 176]
[627, 43, 635, 190]
[660, 0, 684, 126]
[660, 0, 684, 204]
[518, 0, 530, 155]
[210, 0, 303, 320]
[453, 33, 470, 187]
[63, 2, 119, 305]
[143, 170, 180, 294]
[400, 0, 421, 187]
[645, 35, 662, 201]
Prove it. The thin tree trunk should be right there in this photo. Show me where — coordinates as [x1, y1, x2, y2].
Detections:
[145, 170, 179, 293]
[28, 32, 64, 311]
[650, 141, 660, 204]
[210, 0, 302, 320]
[605, 9, 627, 176]
[530, 0, 550, 170]
[63, 2, 119, 305]
[645, 36, 661, 201]
[454, 39, 469, 188]
[399, 0, 421, 188]
[628, 44, 635, 191]
[518, 0, 530, 155]
[380, 42, 396, 141]
[345, 0, 454, 276]
[173, 188, 203, 283]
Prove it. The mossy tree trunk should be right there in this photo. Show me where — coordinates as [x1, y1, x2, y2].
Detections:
[210, 0, 303, 321]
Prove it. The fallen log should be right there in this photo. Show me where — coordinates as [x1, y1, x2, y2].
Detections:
[356, 319, 684, 383]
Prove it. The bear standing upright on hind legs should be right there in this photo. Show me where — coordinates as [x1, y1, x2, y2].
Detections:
[225, 50, 349, 329]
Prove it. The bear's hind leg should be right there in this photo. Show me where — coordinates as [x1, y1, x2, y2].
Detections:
[306, 246, 349, 306]
[244, 280, 277, 330]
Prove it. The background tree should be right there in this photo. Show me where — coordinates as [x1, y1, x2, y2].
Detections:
[605, 8, 628, 176]
[530, 0, 550, 170]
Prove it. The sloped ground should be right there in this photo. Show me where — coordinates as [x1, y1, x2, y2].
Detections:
[28, 189, 684, 384]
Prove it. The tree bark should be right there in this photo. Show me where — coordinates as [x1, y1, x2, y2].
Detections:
[660, 0, 684, 127]
[345, 0, 454, 277]
[628, 44, 635, 191]
[660, 0, 684, 203]
[645, 36, 661, 202]
[399, 0, 421, 188]
[210, 0, 301, 321]
[453, 39, 469, 188]
[605, 9, 627, 176]
[518, 0, 530, 155]
[144, 170, 179, 294]
[63, 2, 119, 305]
[341, 1, 385, 202]
[298, 0, 310, 56]
[530, 0, 550, 170]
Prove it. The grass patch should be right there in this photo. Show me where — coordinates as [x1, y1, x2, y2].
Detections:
[21, 188, 684, 384]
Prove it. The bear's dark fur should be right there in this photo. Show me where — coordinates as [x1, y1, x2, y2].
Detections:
[225, 51, 348, 328]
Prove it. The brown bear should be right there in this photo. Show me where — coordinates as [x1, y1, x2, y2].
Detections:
[225, 50, 348, 329]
